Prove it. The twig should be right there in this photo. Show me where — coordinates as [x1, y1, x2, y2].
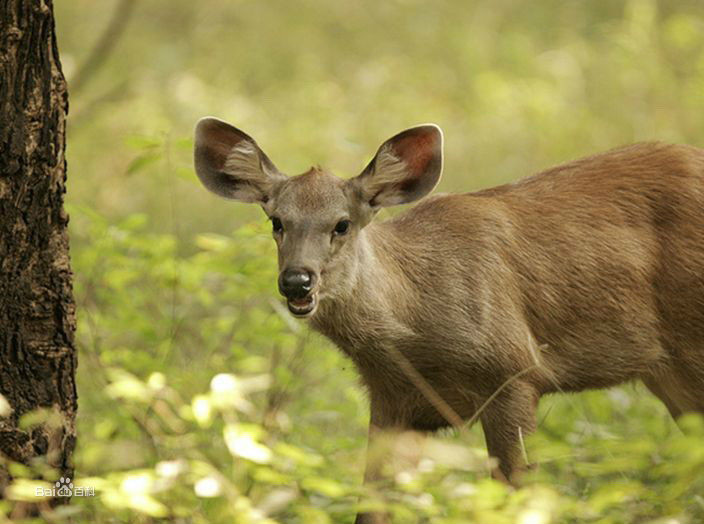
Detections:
[387, 338, 543, 435]
[385, 345, 466, 429]
[69, 0, 137, 94]
[464, 366, 539, 429]
[518, 425, 529, 465]
[69, 79, 129, 126]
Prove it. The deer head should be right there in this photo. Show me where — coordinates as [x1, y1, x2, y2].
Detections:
[194, 117, 443, 317]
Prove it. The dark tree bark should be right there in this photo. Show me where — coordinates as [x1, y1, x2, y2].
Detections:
[0, 0, 77, 503]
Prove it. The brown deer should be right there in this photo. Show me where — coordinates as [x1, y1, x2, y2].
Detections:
[194, 117, 704, 524]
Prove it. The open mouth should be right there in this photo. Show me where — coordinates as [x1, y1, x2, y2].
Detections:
[287, 293, 318, 317]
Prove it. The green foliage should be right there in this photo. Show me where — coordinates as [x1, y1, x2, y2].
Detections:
[6, 210, 703, 523]
[5, 0, 704, 522]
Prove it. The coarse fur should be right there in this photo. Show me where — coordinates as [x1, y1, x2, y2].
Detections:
[194, 118, 704, 524]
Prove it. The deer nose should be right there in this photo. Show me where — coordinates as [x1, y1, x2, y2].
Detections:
[279, 268, 314, 299]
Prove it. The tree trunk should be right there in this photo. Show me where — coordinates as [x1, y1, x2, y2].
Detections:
[0, 0, 77, 504]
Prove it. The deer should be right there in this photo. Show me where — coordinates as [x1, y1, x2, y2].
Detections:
[194, 117, 704, 524]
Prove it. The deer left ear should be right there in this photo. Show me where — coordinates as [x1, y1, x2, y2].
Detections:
[351, 124, 443, 207]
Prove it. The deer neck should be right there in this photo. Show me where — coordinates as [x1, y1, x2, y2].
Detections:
[310, 224, 417, 355]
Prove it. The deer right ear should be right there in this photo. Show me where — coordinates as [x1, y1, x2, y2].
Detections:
[194, 117, 285, 203]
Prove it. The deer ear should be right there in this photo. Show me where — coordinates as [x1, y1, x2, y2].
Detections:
[351, 124, 443, 207]
[194, 117, 285, 203]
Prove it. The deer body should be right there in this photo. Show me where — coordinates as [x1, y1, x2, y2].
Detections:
[194, 119, 704, 524]
[316, 142, 704, 423]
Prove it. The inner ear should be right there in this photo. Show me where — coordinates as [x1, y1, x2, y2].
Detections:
[353, 124, 443, 208]
[194, 117, 285, 203]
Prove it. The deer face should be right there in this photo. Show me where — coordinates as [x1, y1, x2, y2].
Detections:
[194, 117, 443, 317]
[264, 168, 363, 316]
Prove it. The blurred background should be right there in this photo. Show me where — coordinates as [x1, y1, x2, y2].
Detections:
[44, 0, 704, 522]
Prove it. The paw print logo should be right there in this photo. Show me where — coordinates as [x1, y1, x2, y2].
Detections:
[55, 476, 73, 497]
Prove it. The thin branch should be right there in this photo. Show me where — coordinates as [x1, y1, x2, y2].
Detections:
[464, 366, 538, 429]
[69, 0, 137, 95]
[386, 343, 540, 436]
[69, 79, 129, 127]
[385, 345, 466, 429]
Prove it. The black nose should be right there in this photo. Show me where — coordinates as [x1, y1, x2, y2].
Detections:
[278, 268, 313, 299]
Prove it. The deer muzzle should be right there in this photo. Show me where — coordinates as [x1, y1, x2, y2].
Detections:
[278, 268, 318, 317]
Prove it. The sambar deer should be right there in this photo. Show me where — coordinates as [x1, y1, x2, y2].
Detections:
[194, 117, 704, 524]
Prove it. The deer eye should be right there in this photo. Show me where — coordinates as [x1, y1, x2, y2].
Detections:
[333, 219, 351, 236]
[271, 217, 283, 234]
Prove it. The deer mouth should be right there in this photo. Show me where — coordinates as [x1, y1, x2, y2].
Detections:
[287, 293, 318, 317]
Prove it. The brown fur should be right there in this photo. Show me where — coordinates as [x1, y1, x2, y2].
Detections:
[194, 119, 704, 524]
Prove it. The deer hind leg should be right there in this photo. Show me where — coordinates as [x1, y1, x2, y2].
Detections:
[643, 363, 704, 419]
[643, 375, 684, 419]
[479, 380, 539, 486]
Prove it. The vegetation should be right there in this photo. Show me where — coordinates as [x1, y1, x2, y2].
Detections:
[4, 0, 704, 522]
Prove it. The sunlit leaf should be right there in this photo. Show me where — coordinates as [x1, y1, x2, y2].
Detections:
[126, 152, 160, 175]
[224, 424, 272, 464]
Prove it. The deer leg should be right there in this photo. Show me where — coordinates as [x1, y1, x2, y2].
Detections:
[479, 381, 539, 486]
[644, 366, 704, 419]
[355, 398, 426, 524]
[643, 375, 684, 420]
[355, 414, 393, 524]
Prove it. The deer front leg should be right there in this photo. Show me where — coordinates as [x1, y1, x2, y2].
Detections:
[355, 419, 392, 524]
[479, 381, 539, 486]
[355, 400, 424, 524]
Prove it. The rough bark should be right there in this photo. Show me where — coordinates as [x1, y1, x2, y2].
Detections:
[0, 0, 77, 502]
